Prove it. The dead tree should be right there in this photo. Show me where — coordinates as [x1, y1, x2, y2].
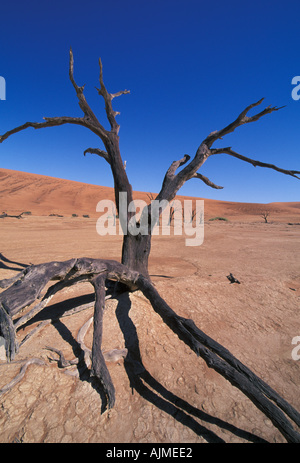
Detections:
[168, 200, 181, 226]
[0, 212, 25, 219]
[261, 210, 270, 223]
[0, 49, 300, 442]
[184, 206, 199, 224]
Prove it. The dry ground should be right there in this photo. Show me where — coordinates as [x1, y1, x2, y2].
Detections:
[0, 213, 299, 443]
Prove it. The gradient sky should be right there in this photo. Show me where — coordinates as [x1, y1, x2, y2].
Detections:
[0, 0, 300, 203]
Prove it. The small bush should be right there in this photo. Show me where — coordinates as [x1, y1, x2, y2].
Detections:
[83, 214, 90, 218]
[72, 213, 78, 217]
[209, 216, 229, 222]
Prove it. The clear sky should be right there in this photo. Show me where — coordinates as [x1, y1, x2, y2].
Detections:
[0, 0, 300, 203]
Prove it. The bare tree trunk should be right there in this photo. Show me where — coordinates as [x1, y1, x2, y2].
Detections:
[101, 136, 152, 277]
[122, 233, 152, 280]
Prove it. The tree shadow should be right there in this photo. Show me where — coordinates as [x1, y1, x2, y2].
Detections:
[0, 253, 29, 272]
[31, 293, 95, 322]
[46, 317, 109, 408]
[13, 286, 268, 442]
[115, 292, 268, 444]
[12, 292, 95, 329]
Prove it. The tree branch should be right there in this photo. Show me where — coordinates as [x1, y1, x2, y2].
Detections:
[95, 58, 130, 134]
[0, 114, 111, 145]
[162, 99, 297, 198]
[0, 118, 85, 144]
[110, 90, 130, 100]
[0, 50, 111, 145]
[158, 154, 191, 199]
[83, 147, 111, 165]
[156, 99, 293, 204]
[191, 172, 224, 189]
[210, 147, 300, 179]
[69, 48, 108, 140]
[204, 98, 285, 147]
[166, 154, 191, 178]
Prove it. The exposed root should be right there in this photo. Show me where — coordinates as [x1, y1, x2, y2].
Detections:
[0, 257, 299, 442]
[19, 320, 50, 349]
[0, 358, 46, 397]
[103, 348, 128, 362]
[76, 315, 93, 370]
[45, 346, 79, 368]
[19, 300, 97, 349]
[46, 345, 128, 376]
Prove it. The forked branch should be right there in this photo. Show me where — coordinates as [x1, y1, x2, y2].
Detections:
[68, 48, 107, 137]
[203, 98, 285, 147]
[96, 57, 130, 134]
[0, 49, 112, 144]
[168, 99, 298, 196]
[0, 49, 129, 147]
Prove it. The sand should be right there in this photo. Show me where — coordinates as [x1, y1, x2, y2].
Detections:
[0, 168, 299, 443]
[0, 167, 299, 222]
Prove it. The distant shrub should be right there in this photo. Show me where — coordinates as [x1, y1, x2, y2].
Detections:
[23, 211, 32, 215]
[72, 213, 78, 217]
[83, 214, 89, 218]
[209, 217, 229, 222]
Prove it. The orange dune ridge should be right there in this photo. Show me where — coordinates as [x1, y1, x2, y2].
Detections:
[0, 168, 299, 222]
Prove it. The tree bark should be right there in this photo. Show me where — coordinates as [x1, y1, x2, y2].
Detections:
[91, 273, 115, 409]
[121, 233, 152, 280]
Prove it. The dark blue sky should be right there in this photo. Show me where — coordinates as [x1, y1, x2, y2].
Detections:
[0, 0, 300, 203]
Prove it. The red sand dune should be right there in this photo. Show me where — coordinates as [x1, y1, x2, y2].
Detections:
[0, 167, 299, 222]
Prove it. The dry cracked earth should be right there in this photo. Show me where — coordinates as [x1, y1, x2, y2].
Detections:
[0, 216, 299, 443]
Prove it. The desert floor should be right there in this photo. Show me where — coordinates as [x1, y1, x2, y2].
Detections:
[0, 212, 299, 443]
